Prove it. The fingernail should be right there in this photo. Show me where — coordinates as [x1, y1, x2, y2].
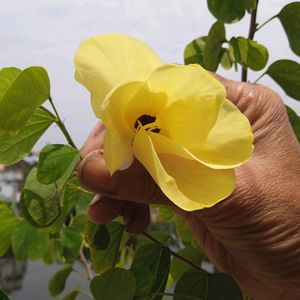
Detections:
[89, 194, 102, 207]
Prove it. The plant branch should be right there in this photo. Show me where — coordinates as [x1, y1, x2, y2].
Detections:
[142, 231, 208, 273]
[48, 97, 77, 149]
[79, 249, 93, 281]
[242, 0, 259, 82]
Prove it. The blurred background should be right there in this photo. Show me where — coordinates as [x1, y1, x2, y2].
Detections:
[0, 1, 299, 299]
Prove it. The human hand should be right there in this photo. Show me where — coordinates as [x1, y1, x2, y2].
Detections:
[77, 76, 300, 300]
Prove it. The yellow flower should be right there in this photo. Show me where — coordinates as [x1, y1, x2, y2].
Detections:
[74, 34, 253, 211]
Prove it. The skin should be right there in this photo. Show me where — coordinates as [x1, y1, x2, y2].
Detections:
[77, 76, 300, 300]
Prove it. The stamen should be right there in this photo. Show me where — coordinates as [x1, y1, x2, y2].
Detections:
[134, 114, 160, 133]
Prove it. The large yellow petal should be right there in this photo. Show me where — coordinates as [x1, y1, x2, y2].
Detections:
[157, 97, 221, 148]
[102, 81, 144, 174]
[132, 129, 235, 211]
[190, 99, 254, 169]
[74, 34, 163, 117]
[146, 64, 226, 104]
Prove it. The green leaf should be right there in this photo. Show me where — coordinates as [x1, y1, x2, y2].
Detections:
[43, 239, 64, 264]
[71, 214, 88, 232]
[91, 222, 125, 273]
[0, 67, 21, 99]
[0, 108, 54, 165]
[266, 60, 300, 100]
[90, 268, 136, 300]
[184, 36, 207, 66]
[157, 205, 174, 222]
[175, 216, 198, 246]
[20, 168, 62, 227]
[220, 50, 233, 70]
[207, 0, 246, 23]
[139, 231, 170, 247]
[0, 66, 50, 131]
[244, 0, 257, 11]
[64, 177, 93, 214]
[131, 244, 171, 300]
[48, 265, 73, 297]
[230, 37, 268, 71]
[204, 21, 226, 71]
[61, 289, 80, 300]
[286, 106, 300, 142]
[278, 2, 300, 56]
[170, 246, 204, 282]
[0, 289, 10, 300]
[37, 144, 79, 185]
[85, 222, 110, 250]
[11, 220, 49, 260]
[0, 203, 19, 257]
[131, 267, 154, 297]
[60, 228, 82, 263]
[45, 177, 92, 232]
[174, 270, 243, 300]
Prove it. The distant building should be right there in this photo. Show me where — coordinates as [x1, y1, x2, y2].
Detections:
[0, 152, 38, 202]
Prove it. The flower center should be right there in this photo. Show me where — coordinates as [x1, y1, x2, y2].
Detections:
[134, 114, 160, 133]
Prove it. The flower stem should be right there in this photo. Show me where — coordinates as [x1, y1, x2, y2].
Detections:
[142, 231, 208, 273]
[79, 248, 93, 281]
[80, 289, 94, 299]
[256, 15, 277, 32]
[253, 72, 266, 84]
[48, 97, 77, 149]
[241, 0, 259, 82]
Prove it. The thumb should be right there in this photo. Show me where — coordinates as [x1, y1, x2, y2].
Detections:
[77, 149, 170, 205]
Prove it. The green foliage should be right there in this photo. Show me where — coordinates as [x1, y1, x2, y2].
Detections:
[0, 108, 54, 165]
[85, 222, 110, 250]
[20, 168, 62, 227]
[207, 0, 249, 24]
[286, 106, 300, 142]
[11, 220, 49, 260]
[266, 60, 300, 101]
[61, 289, 80, 300]
[37, 144, 79, 185]
[63, 177, 93, 214]
[139, 231, 170, 246]
[184, 36, 207, 66]
[60, 228, 83, 263]
[90, 268, 136, 300]
[230, 37, 268, 71]
[131, 267, 154, 297]
[204, 21, 226, 71]
[43, 239, 64, 265]
[48, 265, 73, 296]
[91, 222, 125, 273]
[174, 270, 243, 300]
[175, 216, 198, 246]
[0, 202, 19, 256]
[170, 246, 204, 282]
[278, 2, 300, 56]
[131, 243, 171, 299]
[0, 66, 50, 132]
[0, 289, 10, 300]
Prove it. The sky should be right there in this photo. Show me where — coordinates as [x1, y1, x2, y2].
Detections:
[0, 0, 299, 149]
